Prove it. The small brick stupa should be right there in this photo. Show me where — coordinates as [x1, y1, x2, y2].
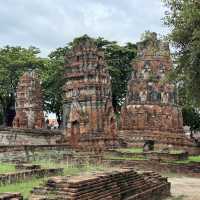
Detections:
[63, 35, 117, 151]
[13, 70, 45, 129]
[119, 32, 194, 150]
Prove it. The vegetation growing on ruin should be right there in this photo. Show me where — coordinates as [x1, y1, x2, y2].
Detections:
[0, 163, 16, 174]
[0, 162, 107, 199]
[117, 147, 143, 153]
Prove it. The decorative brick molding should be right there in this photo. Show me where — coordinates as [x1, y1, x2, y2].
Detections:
[63, 35, 118, 150]
[119, 32, 197, 150]
[13, 70, 45, 129]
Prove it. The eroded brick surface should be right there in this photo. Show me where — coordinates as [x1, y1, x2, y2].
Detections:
[63, 36, 117, 150]
[30, 168, 170, 200]
[13, 71, 45, 129]
[119, 32, 194, 148]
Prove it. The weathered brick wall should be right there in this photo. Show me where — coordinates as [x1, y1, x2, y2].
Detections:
[118, 130, 200, 155]
[0, 144, 71, 162]
[0, 168, 63, 186]
[0, 193, 23, 200]
[0, 127, 62, 145]
[30, 169, 170, 200]
[13, 70, 45, 129]
[119, 32, 198, 150]
[107, 150, 188, 162]
[107, 160, 200, 177]
[63, 36, 117, 150]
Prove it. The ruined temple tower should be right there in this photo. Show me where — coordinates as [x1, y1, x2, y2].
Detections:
[63, 35, 117, 149]
[13, 70, 45, 129]
[119, 33, 193, 149]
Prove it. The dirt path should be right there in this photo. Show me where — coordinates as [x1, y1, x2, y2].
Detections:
[166, 176, 200, 200]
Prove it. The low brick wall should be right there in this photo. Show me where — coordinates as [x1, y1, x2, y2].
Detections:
[145, 151, 188, 162]
[0, 168, 63, 186]
[0, 144, 72, 163]
[107, 159, 200, 177]
[0, 127, 62, 145]
[0, 193, 23, 200]
[30, 169, 170, 200]
[107, 150, 188, 162]
[119, 130, 200, 155]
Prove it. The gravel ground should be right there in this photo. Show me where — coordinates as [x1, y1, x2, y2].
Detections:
[166, 176, 200, 200]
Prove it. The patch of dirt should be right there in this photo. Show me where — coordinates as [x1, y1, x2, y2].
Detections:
[166, 176, 200, 200]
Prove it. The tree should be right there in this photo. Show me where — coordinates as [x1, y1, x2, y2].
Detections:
[40, 46, 69, 127]
[0, 46, 44, 126]
[95, 37, 137, 111]
[163, 0, 200, 132]
[182, 106, 200, 133]
[163, 0, 200, 107]
[43, 36, 137, 119]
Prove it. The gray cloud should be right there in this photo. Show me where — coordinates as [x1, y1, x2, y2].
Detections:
[0, 0, 168, 57]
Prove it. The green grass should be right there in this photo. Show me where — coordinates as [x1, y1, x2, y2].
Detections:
[0, 161, 107, 199]
[0, 163, 16, 174]
[168, 155, 200, 164]
[31, 159, 106, 175]
[117, 147, 143, 153]
[0, 178, 45, 199]
[105, 155, 146, 161]
[188, 155, 200, 162]
[169, 150, 184, 154]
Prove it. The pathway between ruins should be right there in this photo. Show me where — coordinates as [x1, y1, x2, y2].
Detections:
[167, 176, 200, 200]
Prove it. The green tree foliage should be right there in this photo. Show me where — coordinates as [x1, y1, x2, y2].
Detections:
[44, 36, 137, 119]
[163, 0, 200, 132]
[182, 107, 200, 133]
[95, 37, 137, 111]
[163, 0, 200, 107]
[0, 46, 44, 126]
[40, 46, 69, 127]
[0, 36, 136, 127]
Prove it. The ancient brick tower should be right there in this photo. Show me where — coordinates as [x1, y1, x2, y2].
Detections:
[119, 32, 193, 149]
[13, 70, 45, 129]
[63, 35, 117, 150]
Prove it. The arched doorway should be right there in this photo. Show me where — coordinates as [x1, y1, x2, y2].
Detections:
[71, 120, 80, 147]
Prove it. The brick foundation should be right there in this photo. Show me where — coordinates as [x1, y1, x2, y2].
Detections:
[30, 168, 170, 200]
[107, 160, 200, 177]
[0, 127, 62, 146]
[0, 193, 23, 200]
[0, 168, 63, 186]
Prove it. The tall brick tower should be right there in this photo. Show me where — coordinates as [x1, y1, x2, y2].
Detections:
[63, 35, 117, 150]
[13, 70, 45, 129]
[120, 32, 193, 149]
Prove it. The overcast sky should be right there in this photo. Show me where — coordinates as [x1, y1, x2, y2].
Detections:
[0, 0, 169, 57]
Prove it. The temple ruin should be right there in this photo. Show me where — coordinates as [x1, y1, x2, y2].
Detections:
[13, 70, 45, 129]
[63, 35, 117, 150]
[119, 32, 194, 150]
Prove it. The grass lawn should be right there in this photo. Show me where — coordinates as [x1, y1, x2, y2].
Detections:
[169, 155, 200, 164]
[0, 163, 16, 174]
[188, 155, 200, 162]
[0, 161, 107, 199]
[105, 155, 146, 161]
[32, 159, 106, 175]
[0, 178, 45, 199]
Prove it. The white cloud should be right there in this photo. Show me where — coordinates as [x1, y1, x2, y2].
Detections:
[0, 0, 169, 57]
